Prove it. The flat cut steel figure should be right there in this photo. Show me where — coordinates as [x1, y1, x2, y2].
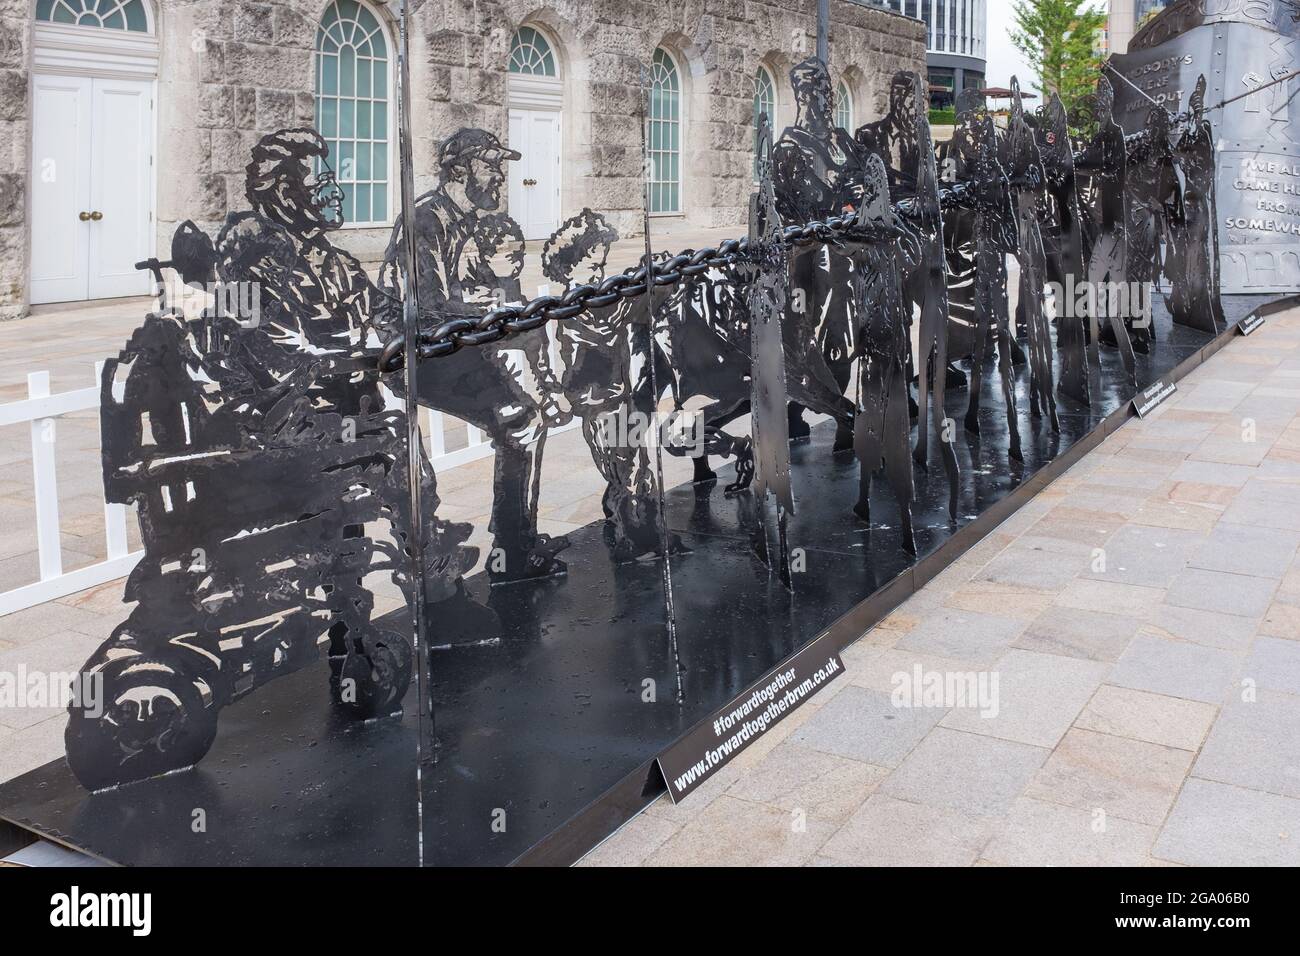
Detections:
[1167, 76, 1226, 333]
[855, 73, 923, 200]
[745, 112, 796, 580]
[542, 213, 627, 505]
[875, 73, 960, 522]
[847, 153, 920, 554]
[655, 257, 758, 495]
[544, 210, 684, 560]
[1006, 78, 1059, 432]
[951, 94, 1023, 462]
[222, 130, 475, 605]
[65, 129, 458, 791]
[1076, 78, 1138, 384]
[772, 56, 864, 451]
[379, 129, 571, 583]
[942, 91, 1026, 379]
[1036, 92, 1091, 406]
[1125, 105, 1181, 352]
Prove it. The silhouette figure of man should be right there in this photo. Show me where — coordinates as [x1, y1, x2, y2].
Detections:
[379, 129, 569, 583]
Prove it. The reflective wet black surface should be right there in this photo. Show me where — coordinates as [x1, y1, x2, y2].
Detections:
[421, 295, 1271, 866]
[0, 296, 1274, 866]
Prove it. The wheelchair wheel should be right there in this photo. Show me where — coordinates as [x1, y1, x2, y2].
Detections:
[332, 627, 412, 719]
[65, 653, 219, 792]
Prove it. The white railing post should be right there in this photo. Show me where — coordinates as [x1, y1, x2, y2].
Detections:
[98, 361, 130, 562]
[425, 407, 446, 458]
[104, 501, 130, 562]
[0, 365, 146, 616]
[28, 371, 63, 581]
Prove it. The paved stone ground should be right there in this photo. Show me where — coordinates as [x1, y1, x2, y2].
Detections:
[579, 305, 1300, 867]
[1, 262, 1295, 866]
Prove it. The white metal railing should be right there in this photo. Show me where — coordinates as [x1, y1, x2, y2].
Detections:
[0, 364, 139, 616]
[0, 290, 578, 616]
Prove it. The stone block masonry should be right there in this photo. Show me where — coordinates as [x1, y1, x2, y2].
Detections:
[2, 0, 923, 318]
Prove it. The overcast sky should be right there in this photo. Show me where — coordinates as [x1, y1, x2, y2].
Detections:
[983, 1, 1040, 91]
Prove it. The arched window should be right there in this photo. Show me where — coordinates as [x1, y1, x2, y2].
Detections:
[315, 0, 393, 226]
[35, 0, 149, 31]
[753, 66, 776, 176]
[648, 48, 681, 215]
[835, 80, 854, 131]
[508, 26, 557, 76]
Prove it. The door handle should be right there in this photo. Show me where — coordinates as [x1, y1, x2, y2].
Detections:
[89, 211, 103, 221]
[79, 211, 91, 221]
[523, 178, 537, 186]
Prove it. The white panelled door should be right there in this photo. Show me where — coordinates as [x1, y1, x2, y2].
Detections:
[31, 74, 153, 305]
[30, 75, 90, 305]
[88, 79, 153, 299]
[507, 108, 561, 241]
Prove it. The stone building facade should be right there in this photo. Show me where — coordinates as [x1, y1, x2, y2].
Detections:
[0, 0, 924, 319]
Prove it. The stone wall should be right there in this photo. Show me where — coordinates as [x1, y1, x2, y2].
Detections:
[2, 0, 923, 319]
[416, 0, 926, 236]
[0, 0, 31, 322]
[158, 0, 337, 259]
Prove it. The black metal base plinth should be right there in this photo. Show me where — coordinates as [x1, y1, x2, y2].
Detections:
[0, 295, 1285, 866]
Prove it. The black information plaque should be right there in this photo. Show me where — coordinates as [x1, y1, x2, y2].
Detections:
[1238, 312, 1267, 334]
[1133, 378, 1179, 417]
[655, 636, 844, 803]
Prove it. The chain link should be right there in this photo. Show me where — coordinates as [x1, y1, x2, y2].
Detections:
[376, 181, 977, 372]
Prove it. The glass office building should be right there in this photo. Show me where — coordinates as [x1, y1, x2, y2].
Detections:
[869, 0, 987, 108]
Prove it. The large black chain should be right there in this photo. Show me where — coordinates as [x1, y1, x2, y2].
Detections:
[376, 180, 976, 372]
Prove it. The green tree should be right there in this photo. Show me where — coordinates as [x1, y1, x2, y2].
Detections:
[1011, 0, 1108, 117]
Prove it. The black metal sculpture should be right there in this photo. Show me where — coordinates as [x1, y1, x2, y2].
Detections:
[1167, 76, 1227, 333]
[544, 210, 671, 560]
[1124, 105, 1180, 352]
[1075, 77, 1139, 383]
[656, 257, 758, 495]
[771, 57, 863, 451]
[1006, 78, 1060, 433]
[378, 129, 571, 583]
[848, 153, 920, 553]
[1036, 91, 1092, 406]
[908, 110, 962, 526]
[856, 72, 923, 199]
[66, 130, 451, 791]
[860, 72, 961, 523]
[63, 49, 1238, 794]
[746, 112, 796, 579]
[952, 92, 1023, 461]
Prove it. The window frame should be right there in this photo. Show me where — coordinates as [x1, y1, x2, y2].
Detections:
[647, 47, 683, 217]
[314, 0, 396, 229]
[508, 25, 559, 78]
[34, 0, 152, 33]
[834, 79, 854, 132]
[753, 65, 776, 179]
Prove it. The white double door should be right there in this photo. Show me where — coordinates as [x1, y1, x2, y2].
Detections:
[507, 108, 561, 241]
[30, 74, 154, 305]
